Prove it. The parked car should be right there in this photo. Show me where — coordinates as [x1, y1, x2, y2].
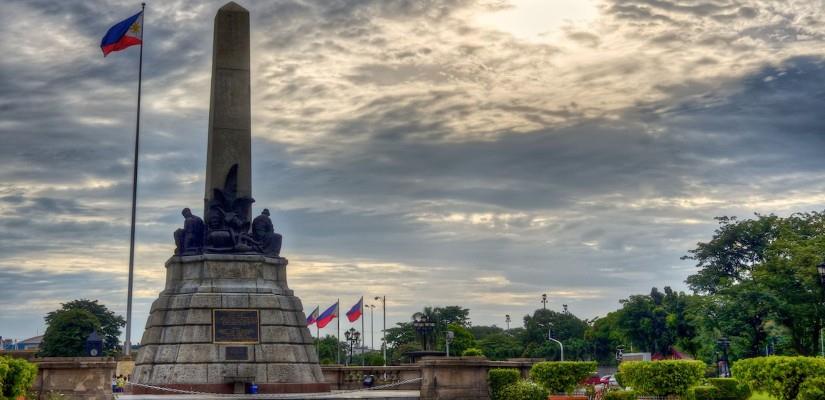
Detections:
[582, 373, 603, 386]
[600, 374, 619, 387]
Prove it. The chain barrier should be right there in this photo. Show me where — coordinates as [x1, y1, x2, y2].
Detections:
[120, 377, 422, 398]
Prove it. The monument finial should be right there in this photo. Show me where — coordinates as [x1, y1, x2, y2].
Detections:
[219, 2, 247, 12]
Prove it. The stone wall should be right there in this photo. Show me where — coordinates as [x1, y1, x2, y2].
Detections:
[419, 357, 537, 400]
[32, 357, 117, 400]
[321, 365, 421, 390]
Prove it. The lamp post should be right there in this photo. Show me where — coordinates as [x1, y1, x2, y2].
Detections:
[548, 328, 564, 361]
[446, 331, 454, 357]
[367, 304, 376, 350]
[615, 345, 624, 363]
[412, 312, 436, 351]
[344, 327, 360, 366]
[818, 262, 825, 356]
[374, 296, 386, 366]
[505, 314, 511, 331]
[541, 293, 548, 310]
[717, 337, 731, 377]
[563, 304, 568, 314]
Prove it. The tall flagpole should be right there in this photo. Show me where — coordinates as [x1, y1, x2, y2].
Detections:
[336, 299, 340, 365]
[315, 305, 320, 359]
[124, 2, 146, 357]
[361, 296, 365, 366]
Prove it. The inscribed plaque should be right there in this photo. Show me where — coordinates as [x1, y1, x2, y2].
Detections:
[213, 309, 260, 343]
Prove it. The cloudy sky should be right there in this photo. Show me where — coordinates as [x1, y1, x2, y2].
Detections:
[2, 0, 825, 345]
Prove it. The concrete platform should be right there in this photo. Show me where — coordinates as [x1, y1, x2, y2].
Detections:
[118, 390, 419, 399]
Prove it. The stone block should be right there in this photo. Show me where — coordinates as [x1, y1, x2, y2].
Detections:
[148, 364, 175, 384]
[256, 344, 297, 363]
[150, 296, 170, 312]
[159, 325, 184, 343]
[168, 294, 193, 309]
[190, 293, 222, 308]
[260, 325, 291, 343]
[185, 308, 213, 324]
[140, 327, 162, 345]
[176, 344, 219, 363]
[153, 344, 180, 363]
[171, 364, 208, 384]
[135, 345, 156, 365]
[260, 309, 286, 325]
[221, 293, 250, 308]
[207, 363, 238, 383]
[236, 363, 267, 382]
[180, 325, 212, 343]
[249, 294, 278, 309]
[162, 310, 188, 325]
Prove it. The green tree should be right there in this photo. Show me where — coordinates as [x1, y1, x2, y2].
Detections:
[478, 332, 523, 360]
[314, 334, 345, 365]
[45, 299, 125, 355]
[40, 308, 100, 356]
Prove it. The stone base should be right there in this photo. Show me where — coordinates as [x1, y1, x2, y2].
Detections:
[33, 357, 117, 400]
[133, 254, 327, 393]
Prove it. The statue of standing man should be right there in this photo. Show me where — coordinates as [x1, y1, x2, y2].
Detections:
[252, 209, 282, 256]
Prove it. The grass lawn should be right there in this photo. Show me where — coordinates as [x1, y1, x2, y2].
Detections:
[750, 392, 777, 400]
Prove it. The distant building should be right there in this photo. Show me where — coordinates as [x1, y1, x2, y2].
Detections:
[16, 335, 43, 351]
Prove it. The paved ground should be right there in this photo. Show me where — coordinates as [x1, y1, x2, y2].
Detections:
[118, 390, 420, 400]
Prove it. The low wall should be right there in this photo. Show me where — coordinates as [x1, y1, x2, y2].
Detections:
[321, 365, 421, 390]
[33, 357, 117, 400]
[419, 357, 538, 400]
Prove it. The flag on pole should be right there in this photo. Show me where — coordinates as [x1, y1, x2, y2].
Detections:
[346, 297, 363, 322]
[100, 11, 144, 56]
[306, 306, 319, 326]
[316, 302, 338, 329]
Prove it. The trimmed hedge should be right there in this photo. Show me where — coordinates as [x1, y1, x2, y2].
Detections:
[708, 378, 750, 400]
[603, 389, 637, 400]
[799, 376, 825, 400]
[499, 380, 549, 400]
[529, 361, 597, 394]
[0, 356, 38, 400]
[462, 348, 484, 357]
[732, 356, 825, 400]
[687, 385, 719, 400]
[489, 368, 521, 400]
[617, 360, 705, 396]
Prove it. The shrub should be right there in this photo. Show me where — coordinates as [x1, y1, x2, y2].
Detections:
[0, 356, 38, 400]
[732, 356, 825, 400]
[687, 385, 720, 400]
[499, 380, 549, 400]
[603, 389, 637, 400]
[462, 348, 484, 357]
[489, 368, 521, 400]
[708, 378, 750, 400]
[529, 361, 597, 394]
[799, 376, 825, 400]
[618, 360, 705, 396]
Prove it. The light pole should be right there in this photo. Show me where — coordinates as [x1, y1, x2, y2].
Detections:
[446, 331, 454, 357]
[412, 312, 436, 351]
[548, 328, 564, 361]
[717, 337, 731, 377]
[374, 296, 386, 366]
[563, 304, 568, 314]
[505, 314, 511, 331]
[367, 304, 376, 350]
[817, 262, 825, 356]
[541, 293, 548, 310]
[615, 345, 624, 363]
[344, 327, 360, 366]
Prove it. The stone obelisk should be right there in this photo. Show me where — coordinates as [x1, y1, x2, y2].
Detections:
[132, 2, 328, 394]
[204, 1, 251, 220]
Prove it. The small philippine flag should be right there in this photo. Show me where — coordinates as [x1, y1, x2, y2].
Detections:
[306, 306, 320, 326]
[316, 302, 338, 329]
[100, 11, 143, 57]
[346, 297, 363, 322]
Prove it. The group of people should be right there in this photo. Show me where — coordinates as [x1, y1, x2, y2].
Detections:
[111, 374, 128, 393]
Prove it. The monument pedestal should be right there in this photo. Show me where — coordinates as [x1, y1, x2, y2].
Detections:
[133, 254, 329, 394]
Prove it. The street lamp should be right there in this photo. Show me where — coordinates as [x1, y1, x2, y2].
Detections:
[374, 296, 386, 366]
[446, 331, 454, 357]
[505, 314, 511, 331]
[548, 328, 564, 361]
[563, 304, 568, 314]
[615, 345, 624, 363]
[541, 293, 548, 309]
[367, 304, 376, 350]
[717, 337, 731, 377]
[412, 312, 437, 351]
[344, 327, 361, 366]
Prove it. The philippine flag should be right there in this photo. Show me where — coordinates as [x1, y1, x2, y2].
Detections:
[100, 11, 143, 57]
[316, 302, 338, 329]
[306, 306, 319, 326]
[346, 297, 363, 322]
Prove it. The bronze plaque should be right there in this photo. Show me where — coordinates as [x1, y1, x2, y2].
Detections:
[225, 346, 249, 361]
[213, 309, 260, 343]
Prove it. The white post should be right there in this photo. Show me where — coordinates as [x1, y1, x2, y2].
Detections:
[549, 329, 564, 361]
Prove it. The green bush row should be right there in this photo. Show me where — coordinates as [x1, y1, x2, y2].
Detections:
[489, 368, 520, 400]
[798, 376, 825, 400]
[0, 356, 38, 400]
[617, 360, 706, 396]
[529, 361, 597, 394]
[707, 378, 750, 400]
[498, 380, 549, 400]
[732, 356, 825, 400]
[603, 389, 637, 400]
